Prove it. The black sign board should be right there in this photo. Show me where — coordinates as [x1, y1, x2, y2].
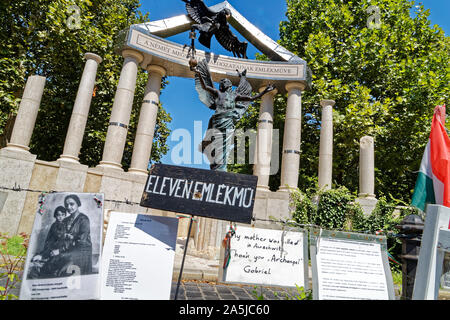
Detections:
[140, 164, 258, 224]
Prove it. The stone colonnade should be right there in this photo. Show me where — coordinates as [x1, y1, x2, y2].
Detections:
[3, 49, 380, 253]
[7, 51, 380, 196]
[47, 48, 308, 192]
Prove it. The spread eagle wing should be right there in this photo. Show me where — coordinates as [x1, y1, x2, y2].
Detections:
[182, 0, 215, 24]
[233, 69, 252, 123]
[215, 25, 248, 59]
[195, 59, 216, 110]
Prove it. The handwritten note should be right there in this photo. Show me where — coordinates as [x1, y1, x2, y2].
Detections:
[222, 226, 307, 287]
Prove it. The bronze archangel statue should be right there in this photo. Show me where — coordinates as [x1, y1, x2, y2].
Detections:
[194, 59, 275, 171]
[182, 0, 248, 59]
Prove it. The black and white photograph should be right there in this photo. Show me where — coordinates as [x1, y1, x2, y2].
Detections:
[20, 192, 104, 300]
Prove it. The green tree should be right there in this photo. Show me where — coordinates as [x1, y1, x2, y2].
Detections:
[232, 0, 449, 202]
[0, 0, 171, 168]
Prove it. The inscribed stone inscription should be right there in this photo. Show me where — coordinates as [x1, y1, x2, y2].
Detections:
[129, 30, 303, 80]
[222, 226, 307, 287]
[315, 237, 390, 300]
[100, 211, 178, 300]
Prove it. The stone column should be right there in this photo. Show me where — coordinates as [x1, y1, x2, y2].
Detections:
[129, 65, 166, 175]
[59, 53, 102, 163]
[359, 136, 375, 198]
[356, 135, 378, 215]
[5, 75, 46, 153]
[318, 99, 335, 190]
[278, 82, 305, 192]
[97, 49, 144, 170]
[254, 87, 277, 191]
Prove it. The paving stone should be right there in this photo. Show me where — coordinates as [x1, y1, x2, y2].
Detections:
[234, 294, 253, 300]
[197, 282, 213, 287]
[218, 294, 238, 300]
[203, 293, 220, 300]
[216, 286, 232, 294]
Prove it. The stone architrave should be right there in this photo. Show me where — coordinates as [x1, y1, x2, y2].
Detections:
[254, 87, 277, 191]
[5, 75, 46, 153]
[129, 64, 166, 175]
[98, 49, 144, 171]
[278, 82, 305, 192]
[356, 136, 377, 215]
[318, 99, 335, 190]
[59, 53, 102, 163]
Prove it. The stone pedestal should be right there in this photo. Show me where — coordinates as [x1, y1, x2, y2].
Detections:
[254, 87, 277, 191]
[318, 99, 334, 190]
[0, 148, 37, 234]
[129, 64, 166, 175]
[278, 82, 305, 192]
[59, 53, 102, 163]
[98, 49, 144, 170]
[5, 75, 46, 153]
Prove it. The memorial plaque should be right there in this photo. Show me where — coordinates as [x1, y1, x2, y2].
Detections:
[140, 164, 257, 224]
[220, 226, 309, 288]
[310, 229, 395, 300]
[20, 192, 104, 300]
[100, 212, 178, 300]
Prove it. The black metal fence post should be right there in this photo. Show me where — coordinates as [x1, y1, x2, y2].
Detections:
[396, 214, 424, 300]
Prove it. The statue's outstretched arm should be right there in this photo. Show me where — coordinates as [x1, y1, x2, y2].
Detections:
[235, 84, 275, 102]
[196, 70, 218, 97]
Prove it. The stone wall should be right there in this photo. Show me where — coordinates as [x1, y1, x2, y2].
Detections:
[0, 148, 292, 259]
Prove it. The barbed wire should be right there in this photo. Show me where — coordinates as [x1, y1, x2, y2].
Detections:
[0, 184, 425, 300]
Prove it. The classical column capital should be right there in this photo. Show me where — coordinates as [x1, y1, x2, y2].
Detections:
[146, 65, 166, 77]
[121, 49, 144, 64]
[258, 86, 278, 96]
[320, 99, 335, 107]
[84, 52, 102, 64]
[285, 81, 306, 92]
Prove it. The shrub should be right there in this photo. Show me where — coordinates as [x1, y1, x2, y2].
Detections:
[0, 232, 29, 300]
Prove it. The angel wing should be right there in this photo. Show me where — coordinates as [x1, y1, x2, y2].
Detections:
[233, 70, 252, 123]
[215, 25, 248, 59]
[182, 0, 215, 24]
[195, 59, 216, 110]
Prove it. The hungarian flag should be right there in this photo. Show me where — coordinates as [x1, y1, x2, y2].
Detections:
[411, 105, 450, 212]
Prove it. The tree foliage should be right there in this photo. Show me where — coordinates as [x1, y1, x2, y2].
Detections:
[0, 0, 171, 168]
[231, 0, 449, 202]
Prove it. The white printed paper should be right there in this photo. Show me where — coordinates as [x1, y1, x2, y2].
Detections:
[100, 212, 178, 300]
[316, 237, 389, 300]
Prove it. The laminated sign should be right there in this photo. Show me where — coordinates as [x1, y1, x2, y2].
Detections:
[140, 164, 257, 223]
[20, 192, 104, 300]
[310, 229, 395, 300]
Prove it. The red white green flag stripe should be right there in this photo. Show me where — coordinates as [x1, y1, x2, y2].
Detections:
[411, 105, 450, 213]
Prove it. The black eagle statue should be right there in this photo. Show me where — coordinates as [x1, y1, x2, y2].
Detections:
[182, 0, 248, 59]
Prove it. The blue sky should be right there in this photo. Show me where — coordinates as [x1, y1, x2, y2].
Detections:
[138, 0, 450, 169]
